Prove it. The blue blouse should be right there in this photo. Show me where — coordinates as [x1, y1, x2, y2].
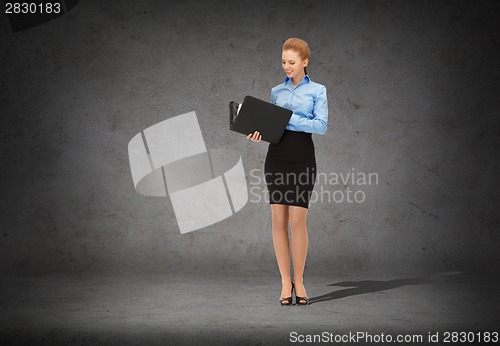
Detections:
[270, 75, 328, 135]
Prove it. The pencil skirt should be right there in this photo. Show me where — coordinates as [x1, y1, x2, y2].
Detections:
[264, 129, 317, 209]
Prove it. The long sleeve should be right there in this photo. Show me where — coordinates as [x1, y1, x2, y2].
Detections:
[288, 86, 328, 135]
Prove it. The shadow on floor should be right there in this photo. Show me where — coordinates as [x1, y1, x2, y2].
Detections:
[309, 271, 463, 305]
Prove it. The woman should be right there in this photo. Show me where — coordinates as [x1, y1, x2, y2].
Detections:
[247, 38, 328, 306]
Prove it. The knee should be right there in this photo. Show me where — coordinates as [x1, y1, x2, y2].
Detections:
[272, 218, 289, 229]
[289, 216, 306, 230]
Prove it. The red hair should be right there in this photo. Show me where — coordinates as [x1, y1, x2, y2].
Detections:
[282, 38, 311, 75]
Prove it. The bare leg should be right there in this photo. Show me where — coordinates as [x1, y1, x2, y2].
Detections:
[289, 205, 309, 303]
[271, 204, 292, 303]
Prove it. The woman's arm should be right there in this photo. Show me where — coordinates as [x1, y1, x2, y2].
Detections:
[288, 86, 328, 135]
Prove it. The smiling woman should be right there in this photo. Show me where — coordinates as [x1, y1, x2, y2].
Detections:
[282, 38, 310, 77]
[246, 37, 329, 307]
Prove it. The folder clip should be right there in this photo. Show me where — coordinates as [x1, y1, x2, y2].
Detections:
[229, 101, 240, 128]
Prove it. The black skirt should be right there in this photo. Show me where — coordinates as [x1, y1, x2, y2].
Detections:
[264, 129, 317, 209]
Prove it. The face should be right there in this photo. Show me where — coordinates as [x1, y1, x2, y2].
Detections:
[282, 49, 308, 80]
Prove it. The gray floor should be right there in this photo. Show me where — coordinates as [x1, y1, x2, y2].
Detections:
[1, 269, 498, 345]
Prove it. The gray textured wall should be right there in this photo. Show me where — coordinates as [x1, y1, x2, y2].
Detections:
[1, 0, 499, 275]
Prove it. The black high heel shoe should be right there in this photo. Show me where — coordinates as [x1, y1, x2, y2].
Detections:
[295, 282, 310, 305]
[279, 281, 294, 306]
[296, 295, 310, 305]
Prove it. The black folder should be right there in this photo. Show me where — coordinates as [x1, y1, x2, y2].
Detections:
[229, 95, 292, 144]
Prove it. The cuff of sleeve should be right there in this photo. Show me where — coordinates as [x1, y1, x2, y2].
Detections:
[289, 113, 300, 124]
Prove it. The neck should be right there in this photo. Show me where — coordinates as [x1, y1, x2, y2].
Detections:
[292, 71, 305, 86]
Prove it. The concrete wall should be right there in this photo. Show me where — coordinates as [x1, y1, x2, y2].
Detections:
[1, 0, 498, 275]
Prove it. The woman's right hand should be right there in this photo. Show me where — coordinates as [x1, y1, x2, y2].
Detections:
[247, 131, 261, 142]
